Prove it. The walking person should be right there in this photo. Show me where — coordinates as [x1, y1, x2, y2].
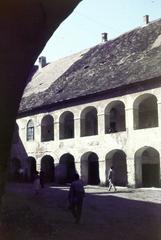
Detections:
[108, 166, 117, 192]
[68, 173, 85, 224]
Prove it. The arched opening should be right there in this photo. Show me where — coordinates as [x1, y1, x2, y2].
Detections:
[41, 115, 54, 142]
[27, 156, 36, 182]
[59, 153, 76, 184]
[81, 152, 100, 185]
[133, 94, 158, 130]
[135, 147, 160, 187]
[41, 155, 55, 183]
[106, 150, 127, 186]
[80, 107, 98, 137]
[105, 101, 126, 133]
[26, 119, 34, 141]
[59, 111, 74, 139]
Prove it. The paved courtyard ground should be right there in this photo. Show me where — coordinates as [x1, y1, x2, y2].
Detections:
[0, 183, 161, 240]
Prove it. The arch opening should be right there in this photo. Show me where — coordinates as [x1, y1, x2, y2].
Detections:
[81, 107, 98, 137]
[59, 153, 76, 184]
[41, 155, 55, 183]
[81, 152, 100, 185]
[59, 111, 74, 139]
[106, 150, 127, 186]
[27, 156, 36, 182]
[135, 147, 160, 187]
[133, 94, 158, 130]
[41, 115, 54, 142]
[105, 101, 126, 133]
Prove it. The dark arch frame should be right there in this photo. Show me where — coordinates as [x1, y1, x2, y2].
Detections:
[106, 149, 127, 186]
[105, 100, 126, 134]
[41, 114, 54, 142]
[135, 146, 160, 187]
[27, 156, 36, 182]
[80, 107, 98, 137]
[59, 111, 74, 139]
[41, 155, 55, 183]
[133, 93, 158, 130]
[59, 153, 76, 184]
[81, 152, 100, 185]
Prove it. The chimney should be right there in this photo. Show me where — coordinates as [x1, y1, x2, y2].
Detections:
[101, 32, 108, 43]
[143, 15, 149, 25]
[38, 56, 46, 69]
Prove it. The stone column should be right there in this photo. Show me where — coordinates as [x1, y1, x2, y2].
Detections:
[99, 160, 106, 185]
[157, 101, 161, 128]
[126, 157, 135, 187]
[97, 113, 105, 135]
[35, 116, 41, 142]
[75, 161, 81, 176]
[54, 121, 59, 141]
[74, 117, 81, 138]
[125, 107, 134, 132]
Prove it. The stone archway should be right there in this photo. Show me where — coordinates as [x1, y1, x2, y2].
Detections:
[0, 0, 81, 202]
[59, 153, 76, 184]
[80, 107, 98, 137]
[106, 150, 127, 186]
[41, 155, 55, 183]
[41, 115, 54, 142]
[105, 101, 126, 133]
[27, 156, 36, 182]
[59, 111, 74, 139]
[133, 94, 158, 129]
[135, 147, 160, 187]
[81, 152, 100, 185]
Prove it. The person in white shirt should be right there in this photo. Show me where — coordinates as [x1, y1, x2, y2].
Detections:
[108, 166, 117, 192]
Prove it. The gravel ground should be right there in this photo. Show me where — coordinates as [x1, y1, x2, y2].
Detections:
[0, 183, 161, 240]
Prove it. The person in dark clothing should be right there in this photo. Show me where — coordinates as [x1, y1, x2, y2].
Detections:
[40, 170, 45, 188]
[68, 173, 85, 223]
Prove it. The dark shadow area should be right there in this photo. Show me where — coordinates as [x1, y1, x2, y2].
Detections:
[2, 183, 161, 240]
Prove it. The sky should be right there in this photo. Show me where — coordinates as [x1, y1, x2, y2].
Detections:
[38, 0, 161, 63]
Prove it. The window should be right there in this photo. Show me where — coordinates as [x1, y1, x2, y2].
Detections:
[27, 120, 34, 141]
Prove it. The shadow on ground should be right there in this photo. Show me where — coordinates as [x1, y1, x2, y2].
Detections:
[0, 183, 161, 240]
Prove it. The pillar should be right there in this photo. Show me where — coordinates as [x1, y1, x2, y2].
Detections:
[54, 114, 60, 141]
[97, 113, 105, 135]
[125, 107, 134, 132]
[99, 160, 106, 185]
[157, 101, 161, 128]
[126, 157, 135, 187]
[74, 117, 80, 138]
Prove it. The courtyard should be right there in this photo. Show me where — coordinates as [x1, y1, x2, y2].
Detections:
[0, 183, 161, 240]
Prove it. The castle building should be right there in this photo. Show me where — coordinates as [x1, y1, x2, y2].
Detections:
[11, 16, 161, 187]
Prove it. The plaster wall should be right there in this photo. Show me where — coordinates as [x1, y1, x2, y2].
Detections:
[11, 87, 161, 186]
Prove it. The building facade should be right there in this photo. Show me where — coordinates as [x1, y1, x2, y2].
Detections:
[10, 17, 161, 187]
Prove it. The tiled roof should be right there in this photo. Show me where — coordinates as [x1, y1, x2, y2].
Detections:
[19, 18, 161, 113]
